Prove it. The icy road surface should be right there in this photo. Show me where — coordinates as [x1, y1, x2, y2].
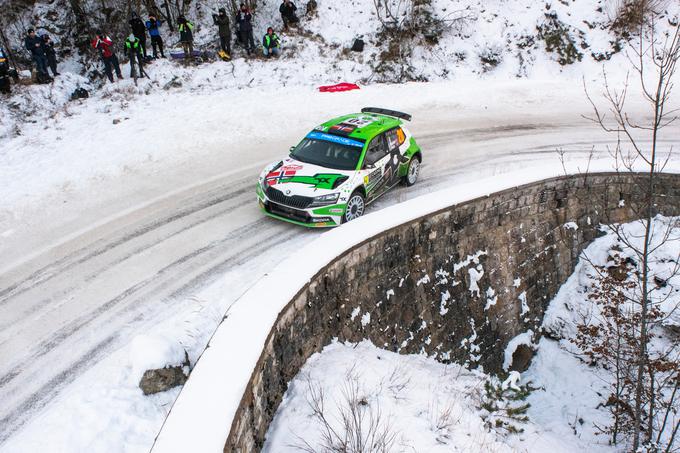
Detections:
[0, 79, 678, 448]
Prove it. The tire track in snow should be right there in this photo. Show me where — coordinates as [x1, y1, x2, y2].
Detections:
[0, 224, 300, 445]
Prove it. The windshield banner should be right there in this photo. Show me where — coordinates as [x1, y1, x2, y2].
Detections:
[306, 131, 364, 148]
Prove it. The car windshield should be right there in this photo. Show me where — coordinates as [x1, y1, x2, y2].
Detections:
[290, 135, 364, 171]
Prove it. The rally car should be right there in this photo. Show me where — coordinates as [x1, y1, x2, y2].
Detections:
[256, 107, 422, 227]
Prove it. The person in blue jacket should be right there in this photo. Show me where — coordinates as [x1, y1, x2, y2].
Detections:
[145, 14, 165, 58]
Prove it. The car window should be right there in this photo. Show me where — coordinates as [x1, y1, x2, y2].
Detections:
[363, 134, 388, 167]
[396, 127, 406, 145]
[385, 129, 400, 151]
[290, 138, 362, 171]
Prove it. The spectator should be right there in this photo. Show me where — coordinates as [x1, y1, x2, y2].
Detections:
[129, 12, 148, 58]
[235, 3, 255, 55]
[146, 14, 165, 58]
[0, 46, 11, 93]
[279, 0, 299, 31]
[306, 0, 317, 16]
[124, 34, 148, 79]
[25, 29, 50, 83]
[41, 34, 60, 77]
[262, 27, 281, 58]
[91, 31, 122, 83]
[177, 16, 195, 59]
[212, 8, 231, 56]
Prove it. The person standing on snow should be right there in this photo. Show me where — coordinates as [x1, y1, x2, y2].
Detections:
[212, 8, 231, 57]
[279, 0, 299, 31]
[262, 27, 281, 58]
[91, 31, 123, 82]
[41, 34, 60, 77]
[25, 29, 50, 82]
[124, 34, 148, 79]
[129, 12, 148, 58]
[177, 16, 195, 59]
[235, 4, 255, 55]
[146, 14, 165, 59]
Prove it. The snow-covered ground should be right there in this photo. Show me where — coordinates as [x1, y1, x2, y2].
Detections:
[1, 0, 679, 451]
[263, 217, 680, 452]
[1, 79, 677, 453]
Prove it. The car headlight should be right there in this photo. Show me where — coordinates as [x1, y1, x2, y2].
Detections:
[309, 193, 340, 207]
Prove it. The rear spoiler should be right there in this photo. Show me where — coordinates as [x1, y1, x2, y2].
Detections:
[361, 107, 412, 122]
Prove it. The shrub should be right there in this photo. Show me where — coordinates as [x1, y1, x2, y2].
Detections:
[537, 12, 584, 65]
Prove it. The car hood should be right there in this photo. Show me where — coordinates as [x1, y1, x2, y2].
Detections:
[262, 158, 355, 197]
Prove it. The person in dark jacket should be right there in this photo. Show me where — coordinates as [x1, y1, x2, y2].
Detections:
[129, 12, 148, 58]
[25, 29, 50, 82]
[91, 31, 122, 82]
[212, 8, 231, 56]
[41, 34, 59, 77]
[262, 27, 281, 57]
[177, 16, 194, 59]
[124, 34, 148, 79]
[279, 0, 299, 30]
[0, 46, 11, 93]
[145, 14, 165, 58]
[235, 4, 255, 55]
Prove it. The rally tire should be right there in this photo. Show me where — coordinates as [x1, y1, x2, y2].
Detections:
[403, 155, 421, 187]
[343, 191, 365, 223]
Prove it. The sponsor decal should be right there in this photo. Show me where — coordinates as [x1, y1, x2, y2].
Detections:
[306, 131, 364, 148]
[329, 208, 344, 214]
[274, 173, 347, 190]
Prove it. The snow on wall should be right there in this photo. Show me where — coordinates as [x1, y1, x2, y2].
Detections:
[503, 330, 535, 371]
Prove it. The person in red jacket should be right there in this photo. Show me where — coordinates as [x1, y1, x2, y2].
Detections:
[91, 31, 123, 83]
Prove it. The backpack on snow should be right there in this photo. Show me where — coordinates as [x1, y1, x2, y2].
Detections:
[351, 38, 364, 52]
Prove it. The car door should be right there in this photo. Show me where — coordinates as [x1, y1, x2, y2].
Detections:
[362, 134, 391, 200]
[384, 128, 405, 187]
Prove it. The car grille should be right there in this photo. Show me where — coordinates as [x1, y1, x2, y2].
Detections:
[268, 202, 312, 223]
[266, 186, 313, 209]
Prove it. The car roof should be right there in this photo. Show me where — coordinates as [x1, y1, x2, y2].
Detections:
[314, 113, 403, 143]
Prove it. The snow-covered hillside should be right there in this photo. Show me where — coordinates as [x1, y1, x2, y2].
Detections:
[1, 0, 678, 139]
[263, 217, 680, 453]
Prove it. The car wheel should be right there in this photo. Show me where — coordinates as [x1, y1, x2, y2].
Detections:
[343, 191, 365, 223]
[404, 155, 420, 187]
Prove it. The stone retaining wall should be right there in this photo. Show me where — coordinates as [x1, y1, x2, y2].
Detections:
[225, 173, 680, 452]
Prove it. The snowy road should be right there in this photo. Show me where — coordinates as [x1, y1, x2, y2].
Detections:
[0, 79, 677, 448]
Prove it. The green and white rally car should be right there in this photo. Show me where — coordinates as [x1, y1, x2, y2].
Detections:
[257, 107, 422, 227]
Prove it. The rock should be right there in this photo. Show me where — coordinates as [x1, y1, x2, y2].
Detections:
[509, 344, 535, 373]
[70, 87, 89, 101]
[139, 351, 190, 395]
[163, 76, 182, 90]
[654, 275, 667, 288]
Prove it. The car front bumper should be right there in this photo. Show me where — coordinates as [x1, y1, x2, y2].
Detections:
[257, 185, 344, 228]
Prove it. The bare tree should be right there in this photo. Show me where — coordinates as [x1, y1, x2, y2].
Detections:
[575, 13, 680, 451]
[292, 370, 398, 453]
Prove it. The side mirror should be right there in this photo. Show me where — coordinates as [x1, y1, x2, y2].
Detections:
[400, 155, 409, 163]
[289, 146, 295, 152]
